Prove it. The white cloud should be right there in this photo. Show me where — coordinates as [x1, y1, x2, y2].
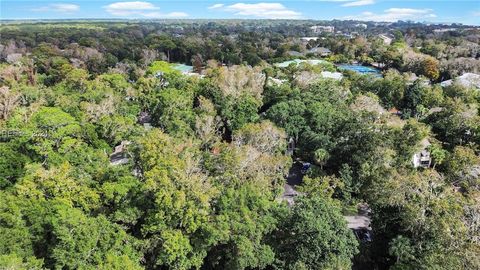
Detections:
[162, 12, 189, 18]
[216, 2, 301, 19]
[139, 12, 188, 18]
[104, 1, 188, 18]
[32, 3, 79, 13]
[473, 11, 480, 16]
[209, 4, 225, 9]
[344, 8, 436, 22]
[342, 0, 375, 7]
[105, 1, 158, 16]
[51, 3, 79, 12]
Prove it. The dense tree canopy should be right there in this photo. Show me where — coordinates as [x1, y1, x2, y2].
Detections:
[0, 20, 479, 270]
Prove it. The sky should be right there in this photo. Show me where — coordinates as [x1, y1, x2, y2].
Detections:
[1, 0, 479, 25]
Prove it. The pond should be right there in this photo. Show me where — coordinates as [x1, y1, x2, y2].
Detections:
[172, 64, 194, 73]
[275, 59, 328, 68]
[337, 64, 382, 77]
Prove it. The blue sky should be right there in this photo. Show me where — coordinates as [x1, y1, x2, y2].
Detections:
[1, 1, 479, 25]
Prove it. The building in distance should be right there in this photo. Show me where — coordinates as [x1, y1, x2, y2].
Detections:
[310, 25, 335, 34]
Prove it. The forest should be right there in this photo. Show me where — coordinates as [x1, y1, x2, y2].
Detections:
[0, 20, 479, 270]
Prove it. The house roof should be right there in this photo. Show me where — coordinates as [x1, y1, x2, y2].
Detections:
[419, 138, 431, 149]
[388, 107, 401, 114]
[286, 50, 304, 57]
[378, 34, 393, 45]
[138, 111, 152, 124]
[308, 47, 331, 54]
[110, 140, 131, 165]
[440, 73, 480, 89]
[321, 71, 343, 80]
[300, 37, 319, 41]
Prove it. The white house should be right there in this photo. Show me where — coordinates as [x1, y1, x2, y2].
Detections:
[412, 138, 431, 168]
[433, 28, 457, 33]
[440, 73, 480, 89]
[355, 23, 368, 29]
[321, 71, 343, 80]
[300, 37, 319, 42]
[308, 47, 332, 57]
[310, 25, 334, 34]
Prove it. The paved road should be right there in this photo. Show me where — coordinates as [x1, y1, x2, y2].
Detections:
[281, 162, 304, 205]
[345, 203, 371, 230]
[286, 161, 303, 186]
[345, 215, 371, 229]
[282, 162, 372, 232]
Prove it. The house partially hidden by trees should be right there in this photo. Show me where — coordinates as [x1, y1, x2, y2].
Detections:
[378, 34, 393, 45]
[308, 47, 332, 57]
[109, 140, 131, 166]
[300, 37, 319, 43]
[286, 50, 304, 57]
[310, 25, 335, 33]
[1, 19, 480, 270]
[138, 111, 152, 130]
[440, 73, 480, 89]
[412, 138, 431, 168]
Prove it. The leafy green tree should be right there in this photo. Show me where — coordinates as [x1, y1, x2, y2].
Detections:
[221, 93, 261, 131]
[0, 192, 38, 265]
[96, 253, 143, 270]
[205, 183, 281, 270]
[99, 170, 143, 227]
[15, 163, 100, 212]
[147, 61, 180, 76]
[300, 100, 348, 157]
[0, 143, 28, 188]
[297, 175, 344, 199]
[266, 99, 307, 141]
[389, 236, 415, 265]
[202, 65, 265, 132]
[370, 169, 475, 270]
[152, 87, 195, 136]
[2, 21, 480, 270]
[148, 35, 176, 62]
[62, 68, 89, 93]
[428, 143, 447, 169]
[442, 146, 480, 190]
[426, 99, 479, 148]
[0, 253, 44, 270]
[25, 107, 82, 165]
[402, 81, 426, 118]
[314, 148, 330, 169]
[97, 114, 137, 146]
[271, 196, 358, 270]
[393, 119, 429, 164]
[369, 70, 406, 109]
[263, 83, 297, 107]
[49, 206, 142, 269]
[136, 130, 215, 269]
